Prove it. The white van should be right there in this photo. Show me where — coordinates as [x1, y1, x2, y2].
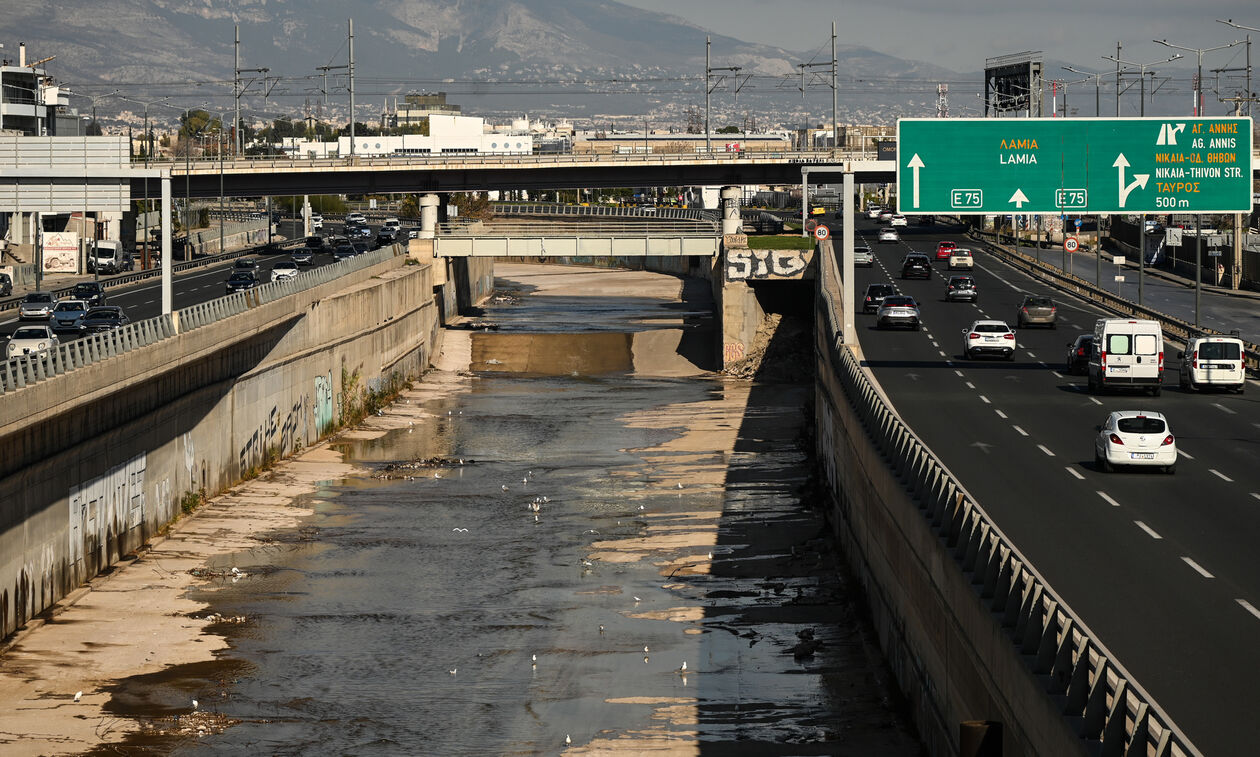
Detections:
[1178, 333, 1246, 393]
[1088, 319, 1164, 396]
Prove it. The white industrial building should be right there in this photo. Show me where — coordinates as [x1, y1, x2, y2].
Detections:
[282, 115, 532, 158]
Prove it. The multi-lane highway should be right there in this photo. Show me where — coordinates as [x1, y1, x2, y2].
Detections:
[837, 214, 1258, 756]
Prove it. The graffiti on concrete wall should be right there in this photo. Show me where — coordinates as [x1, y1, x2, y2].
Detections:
[725, 249, 813, 281]
[68, 453, 147, 565]
[314, 371, 334, 433]
[723, 342, 746, 364]
[241, 394, 311, 473]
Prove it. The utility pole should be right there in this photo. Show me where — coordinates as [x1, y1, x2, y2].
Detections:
[348, 18, 356, 155]
[232, 24, 269, 155]
[1156, 37, 1243, 116]
[1115, 42, 1122, 117]
[1063, 67, 1104, 116]
[1217, 20, 1255, 115]
[705, 38, 743, 154]
[831, 21, 838, 154]
[1102, 54, 1181, 117]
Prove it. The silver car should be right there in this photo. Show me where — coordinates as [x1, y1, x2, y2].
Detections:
[876, 295, 921, 330]
[852, 245, 874, 267]
[18, 291, 57, 320]
[51, 299, 89, 334]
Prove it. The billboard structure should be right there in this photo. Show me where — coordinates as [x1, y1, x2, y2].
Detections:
[985, 52, 1044, 118]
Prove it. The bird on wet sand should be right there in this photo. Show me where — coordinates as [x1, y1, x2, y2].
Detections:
[678, 661, 687, 672]
[449, 668, 457, 676]
[192, 699, 199, 710]
[73, 691, 82, 702]
[565, 734, 572, 745]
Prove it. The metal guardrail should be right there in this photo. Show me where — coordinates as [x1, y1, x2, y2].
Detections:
[437, 220, 719, 237]
[492, 203, 719, 222]
[817, 251, 1199, 756]
[0, 245, 400, 396]
[967, 230, 1260, 375]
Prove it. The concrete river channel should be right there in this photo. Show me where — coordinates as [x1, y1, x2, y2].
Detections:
[41, 264, 918, 755]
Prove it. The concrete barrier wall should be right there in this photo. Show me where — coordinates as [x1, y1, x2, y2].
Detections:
[0, 256, 440, 639]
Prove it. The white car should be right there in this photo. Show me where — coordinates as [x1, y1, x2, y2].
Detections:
[852, 245, 874, 267]
[962, 319, 1016, 360]
[866, 206, 883, 219]
[878, 210, 894, 223]
[890, 214, 908, 227]
[311, 213, 324, 230]
[382, 217, 401, 231]
[947, 249, 974, 270]
[1095, 410, 1177, 474]
[271, 260, 300, 283]
[346, 212, 367, 225]
[7, 325, 59, 359]
[878, 228, 900, 244]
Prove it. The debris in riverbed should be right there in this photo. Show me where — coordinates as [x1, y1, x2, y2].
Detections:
[375, 457, 475, 479]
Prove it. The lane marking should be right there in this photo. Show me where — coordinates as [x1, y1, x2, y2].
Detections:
[1066, 467, 1085, 480]
[955, 370, 965, 377]
[938, 350, 947, 357]
[1212, 403, 1237, 415]
[1051, 371, 1064, 378]
[931, 341, 939, 348]
[1026, 350, 1037, 358]
[1012, 425, 1029, 436]
[1134, 520, 1163, 539]
[1089, 397, 1103, 405]
[979, 395, 991, 404]
[1097, 491, 1122, 507]
[1238, 599, 1260, 622]
[1036, 444, 1055, 457]
[1252, 493, 1260, 502]
[1038, 361, 1047, 367]
[1178, 449, 1195, 461]
[965, 381, 975, 389]
[1181, 557, 1215, 579]
[1209, 469, 1233, 482]
[994, 409, 1008, 419]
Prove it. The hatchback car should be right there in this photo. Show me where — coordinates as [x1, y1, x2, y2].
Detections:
[1017, 295, 1057, 328]
[947, 249, 974, 270]
[310, 214, 324, 230]
[332, 243, 357, 262]
[51, 299, 89, 334]
[234, 257, 260, 272]
[292, 248, 315, 266]
[18, 291, 57, 320]
[7, 325, 58, 358]
[226, 271, 260, 294]
[852, 245, 874, 267]
[1094, 410, 1176, 474]
[79, 306, 130, 333]
[944, 275, 978, 302]
[1065, 334, 1095, 375]
[962, 320, 1016, 360]
[304, 235, 326, 250]
[890, 214, 908, 227]
[900, 253, 932, 279]
[866, 206, 883, 219]
[876, 295, 921, 330]
[935, 241, 957, 260]
[271, 260, 300, 283]
[878, 210, 894, 223]
[71, 281, 107, 307]
[862, 283, 897, 313]
[878, 228, 900, 244]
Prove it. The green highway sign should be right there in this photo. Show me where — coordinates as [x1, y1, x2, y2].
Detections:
[896, 117, 1253, 215]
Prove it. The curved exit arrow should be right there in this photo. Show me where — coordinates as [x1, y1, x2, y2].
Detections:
[1113, 153, 1149, 209]
[907, 154, 925, 208]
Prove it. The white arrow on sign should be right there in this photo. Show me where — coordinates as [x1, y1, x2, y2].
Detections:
[907, 154, 925, 209]
[1008, 189, 1029, 208]
[1113, 154, 1149, 209]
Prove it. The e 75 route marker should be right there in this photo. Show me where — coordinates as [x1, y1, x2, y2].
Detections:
[896, 117, 1252, 214]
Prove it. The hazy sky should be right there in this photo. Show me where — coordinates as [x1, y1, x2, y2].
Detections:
[618, 0, 1260, 75]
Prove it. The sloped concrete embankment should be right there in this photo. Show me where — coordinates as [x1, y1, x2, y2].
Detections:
[0, 257, 440, 640]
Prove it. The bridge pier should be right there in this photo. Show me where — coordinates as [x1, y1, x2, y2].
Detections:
[418, 193, 439, 239]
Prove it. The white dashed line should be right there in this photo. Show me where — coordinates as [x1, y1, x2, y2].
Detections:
[1178, 449, 1195, 461]
[1089, 397, 1103, 405]
[1181, 557, 1214, 579]
[1211, 403, 1237, 415]
[1252, 493, 1260, 502]
[1238, 599, 1260, 622]
[994, 409, 1008, 419]
[955, 370, 965, 377]
[938, 350, 947, 357]
[1012, 425, 1029, 436]
[1038, 361, 1047, 367]
[1097, 491, 1122, 507]
[1026, 350, 1037, 358]
[965, 381, 975, 389]
[979, 395, 991, 404]
[1036, 444, 1055, 457]
[1051, 371, 1063, 378]
[931, 341, 939, 348]
[1066, 467, 1085, 480]
[1134, 520, 1163, 540]
[1209, 469, 1234, 482]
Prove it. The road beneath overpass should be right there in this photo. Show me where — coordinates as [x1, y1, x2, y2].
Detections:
[835, 213, 1259, 756]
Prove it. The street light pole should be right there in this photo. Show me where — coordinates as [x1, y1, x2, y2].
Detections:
[1155, 38, 1243, 116]
[1217, 19, 1258, 116]
[1102, 54, 1181, 117]
[1063, 67, 1104, 117]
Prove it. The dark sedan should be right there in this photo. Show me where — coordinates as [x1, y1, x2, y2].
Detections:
[79, 306, 130, 333]
[292, 248, 315, 266]
[1065, 334, 1095, 375]
[71, 281, 107, 307]
[332, 244, 356, 262]
[226, 271, 260, 294]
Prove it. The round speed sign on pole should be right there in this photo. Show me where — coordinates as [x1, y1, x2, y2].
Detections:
[1063, 237, 1079, 253]
[814, 225, 830, 241]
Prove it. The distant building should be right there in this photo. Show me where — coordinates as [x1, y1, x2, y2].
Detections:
[573, 131, 791, 155]
[0, 43, 66, 136]
[283, 115, 531, 158]
[380, 92, 462, 131]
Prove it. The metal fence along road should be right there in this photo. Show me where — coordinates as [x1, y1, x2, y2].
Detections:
[0, 245, 399, 396]
[817, 249, 1199, 756]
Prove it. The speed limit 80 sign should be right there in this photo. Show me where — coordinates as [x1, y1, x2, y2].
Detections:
[814, 225, 830, 241]
[1064, 237, 1079, 253]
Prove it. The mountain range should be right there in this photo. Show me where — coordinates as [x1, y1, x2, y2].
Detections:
[6, 0, 976, 127]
